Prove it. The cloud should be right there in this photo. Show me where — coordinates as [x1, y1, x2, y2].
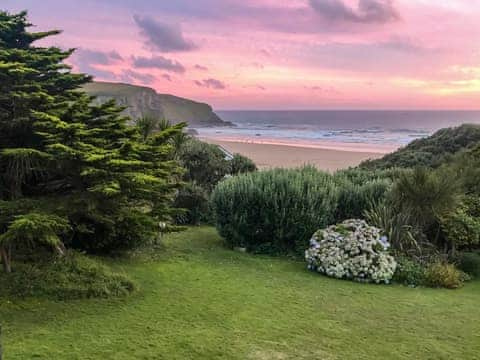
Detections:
[194, 64, 209, 71]
[70, 48, 122, 80]
[194, 78, 227, 89]
[309, 0, 400, 24]
[132, 55, 186, 73]
[133, 15, 197, 52]
[120, 69, 156, 85]
[74, 48, 123, 65]
[162, 73, 173, 82]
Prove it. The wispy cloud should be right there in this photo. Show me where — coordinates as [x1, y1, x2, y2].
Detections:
[133, 15, 197, 52]
[309, 0, 400, 24]
[194, 78, 227, 89]
[132, 55, 186, 73]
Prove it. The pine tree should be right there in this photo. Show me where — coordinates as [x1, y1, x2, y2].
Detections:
[0, 11, 184, 271]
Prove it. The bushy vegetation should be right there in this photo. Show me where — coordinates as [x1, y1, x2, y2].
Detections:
[178, 139, 231, 191]
[0, 251, 134, 299]
[230, 153, 257, 175]
[0, 10, 185, 288]
[360, 124, 480, 170]
[423, 262, 469, 289]
[212, 167, 338, 254]
[305, 219, 397, 284]
[456, 251, 480, 278]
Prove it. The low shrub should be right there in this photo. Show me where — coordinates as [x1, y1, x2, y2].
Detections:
[179, 139, 230, 191]
[0, 251, 135, 299]
[392, 257, 425, 286]
[173, 182, 211, 225]
[456, 252, 480, 278]
[334, 178, 391, 221]
[423, 262, 469, 289]
[212, 166, 338, 255]
[230, 153, 257, 175]
[305, 219, 397, 284]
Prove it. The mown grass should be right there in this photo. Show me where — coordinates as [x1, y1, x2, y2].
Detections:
[1, 227, 479, 359]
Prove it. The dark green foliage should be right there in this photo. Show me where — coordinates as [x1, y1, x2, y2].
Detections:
[0, 11, 184, 265]
[230, 153, 257, 175]
[392, 257, 425, 286]
[334, 175, 391, 221]
[173, 182, 210, 225]
[423, 262, 469, 289]
[361, 124, 480, 170]
[212, 167, 338, 255]
[0, 251, 135, 299]
[178, 139, 230, 191]
[456, 252, 480, 278]
[365, 202, 420, 254]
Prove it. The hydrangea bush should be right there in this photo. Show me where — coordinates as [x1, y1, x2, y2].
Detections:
[305, 219, 397, 284]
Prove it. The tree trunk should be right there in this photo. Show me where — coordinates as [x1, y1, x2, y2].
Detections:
[0, 246, 11, 273]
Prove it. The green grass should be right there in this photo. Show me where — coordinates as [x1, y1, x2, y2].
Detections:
[1, 227, 479, 359]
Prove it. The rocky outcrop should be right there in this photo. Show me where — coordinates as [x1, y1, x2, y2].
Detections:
[83, 82, 233, 128]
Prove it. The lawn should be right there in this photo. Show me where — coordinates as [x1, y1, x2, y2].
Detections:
[1, 227, 479, 359]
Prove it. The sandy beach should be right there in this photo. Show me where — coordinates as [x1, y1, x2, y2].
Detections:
[202, 138, 387, 172]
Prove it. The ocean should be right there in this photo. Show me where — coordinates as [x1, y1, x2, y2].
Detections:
[196, 110, 480, 153]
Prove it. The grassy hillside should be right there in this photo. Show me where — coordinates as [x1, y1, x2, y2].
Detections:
[360, 124, 480, 169]
[83, 82, 232, 127]
[1, 227, 479, 359]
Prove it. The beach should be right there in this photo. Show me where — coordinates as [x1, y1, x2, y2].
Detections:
[202, 138, 387, 172]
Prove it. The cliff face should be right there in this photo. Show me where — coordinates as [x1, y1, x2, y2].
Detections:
[83, 82, 232, 127]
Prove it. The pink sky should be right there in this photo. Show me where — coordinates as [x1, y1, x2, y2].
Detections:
[4, 0, 480, 109]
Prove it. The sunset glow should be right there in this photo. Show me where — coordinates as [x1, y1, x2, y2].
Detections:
[5, 0, 480, 109]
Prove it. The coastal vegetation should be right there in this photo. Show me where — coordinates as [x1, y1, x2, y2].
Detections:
[1, 10, 480, 359]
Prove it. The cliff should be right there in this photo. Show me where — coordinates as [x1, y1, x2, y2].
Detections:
[83, 82, 232, 127]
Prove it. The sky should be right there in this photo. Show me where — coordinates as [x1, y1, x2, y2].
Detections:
[4, 0, 480, 110]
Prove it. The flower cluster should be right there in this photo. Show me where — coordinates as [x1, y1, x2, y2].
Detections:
[305, 219, 397, 284]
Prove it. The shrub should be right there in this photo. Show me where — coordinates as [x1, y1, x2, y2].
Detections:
[179, 139, 230, 191]
[230, 153, 257, 175]
[0, 251, 135, 299]
[334, 178, 391, 221]
[423, 262, 469, 289]
[70, 209, 159, 253]
[173, 182, 211, 225]
[392, 257, 425, 286]
[212, 167, 338, 255]
[305, 219, 397, 284]
[456, 252, 480, 278]
[440, 207, 480, 249]
[365, 202, 420, 254]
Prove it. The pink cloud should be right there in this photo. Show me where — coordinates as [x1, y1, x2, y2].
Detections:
[4, 0, 480, 109]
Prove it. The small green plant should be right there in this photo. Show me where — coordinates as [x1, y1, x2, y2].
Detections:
[392, 257, 425, 286]
[456, 252, 480, 278]
[424, 262, 469, 289]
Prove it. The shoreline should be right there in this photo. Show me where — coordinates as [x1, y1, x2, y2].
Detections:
[198, 135, 398, 154]
[201, 137, 388, 171]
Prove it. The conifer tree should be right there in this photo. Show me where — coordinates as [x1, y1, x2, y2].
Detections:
[0, 11, 184, 271]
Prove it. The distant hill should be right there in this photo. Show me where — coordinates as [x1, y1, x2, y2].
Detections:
[360, 124, 480, 169]
[83, 82, 233, 128]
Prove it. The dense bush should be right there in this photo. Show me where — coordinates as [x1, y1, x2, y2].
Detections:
[305, 219, 397, 284]
[212, 167, 338, 254]
[456, 252, 480, 278]
[230, 153, 257, 175]
[361, 124, 480, 170]
[173, 182, 210, 225]
[334, 176, 391, 221]
[392, 257, 425, 286]
[179, 139, 230, 191]
[0, 251, 135, 299]
[423, 262, 469, 289]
